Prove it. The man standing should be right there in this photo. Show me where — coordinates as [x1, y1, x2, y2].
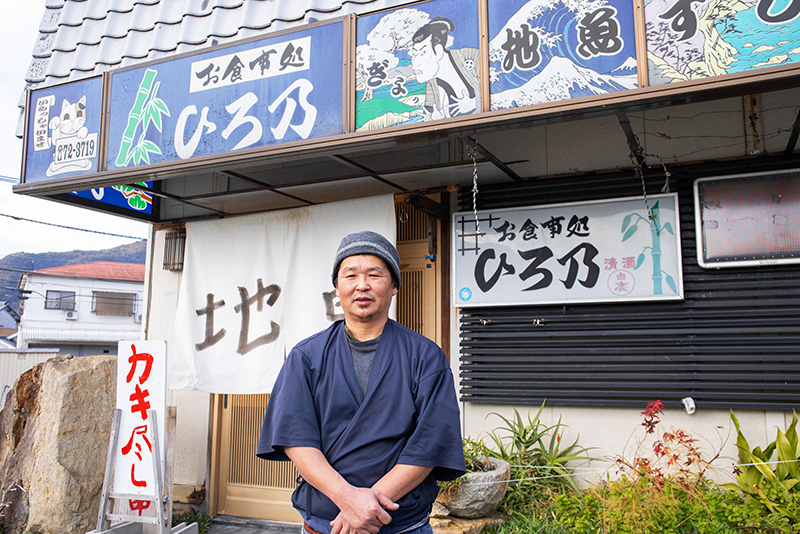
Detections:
[257, 231, 464, 534]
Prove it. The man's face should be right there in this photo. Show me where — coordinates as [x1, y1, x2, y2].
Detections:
[411, 35, 442, 83]
[335, 254, 397, 324]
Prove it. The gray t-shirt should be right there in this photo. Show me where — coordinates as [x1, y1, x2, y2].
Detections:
[347, 334, 380, 397]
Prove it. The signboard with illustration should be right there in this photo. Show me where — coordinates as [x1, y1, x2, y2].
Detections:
[488, 0, 638, 111]
[24, 77, 102, 183]
[68, 182, 154, 216]
[453, 194, 683, 307]
[106, 19, 344, 169]
[645, 0, 800, 84]
[355, 0, 481, 131]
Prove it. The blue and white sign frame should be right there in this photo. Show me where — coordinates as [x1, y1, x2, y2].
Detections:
[24, 76, 103, 184]
[106, 18, 346, 169]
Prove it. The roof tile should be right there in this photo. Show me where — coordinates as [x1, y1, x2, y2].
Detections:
[35, 261, 146, 282]
[17, 0, 410, 137]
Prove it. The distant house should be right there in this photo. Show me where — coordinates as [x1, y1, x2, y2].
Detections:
[0, 303, 19, 339]
[17, 262, 145, 356]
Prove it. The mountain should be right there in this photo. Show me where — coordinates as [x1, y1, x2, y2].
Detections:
[491, 56, 639, 111]
[0, 240, 147, 312]
[610, 56, 639, 75]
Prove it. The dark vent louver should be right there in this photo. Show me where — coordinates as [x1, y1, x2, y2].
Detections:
[457, 161, 800, 411]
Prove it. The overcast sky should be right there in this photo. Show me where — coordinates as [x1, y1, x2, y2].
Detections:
[0, 3, 149, 260]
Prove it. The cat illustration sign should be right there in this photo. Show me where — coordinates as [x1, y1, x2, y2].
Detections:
[24, 76, 103, 183]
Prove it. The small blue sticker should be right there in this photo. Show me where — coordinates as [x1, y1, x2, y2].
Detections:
[459, 288, 472, 301]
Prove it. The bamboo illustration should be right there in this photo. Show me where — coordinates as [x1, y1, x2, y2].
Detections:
[115, 69, 158, 167]
[621, 200, 677, 296]
[649, 202, 664, 295]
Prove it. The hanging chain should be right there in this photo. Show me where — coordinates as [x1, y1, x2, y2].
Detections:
[399, 198, 409, 224]
[470, 146, 481, 236]
[660, 160, 671, 194]
[632, 154, 655, 221]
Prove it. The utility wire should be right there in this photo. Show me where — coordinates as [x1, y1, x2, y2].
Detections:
[0, 212, 145, 240]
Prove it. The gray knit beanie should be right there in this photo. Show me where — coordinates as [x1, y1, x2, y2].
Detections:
[332, 231, 401, 288]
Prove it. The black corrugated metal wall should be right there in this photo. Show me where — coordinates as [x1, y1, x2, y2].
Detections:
[457, 159, 800, 411]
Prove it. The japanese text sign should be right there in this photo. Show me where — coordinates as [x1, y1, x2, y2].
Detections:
[646, 0, 800, 84]
[169, 195, 396, 394]
[453, 194, 683, 307]
[114, 340, 167, 508]
[106, 19, 344, 169]
[488, 0, 638, 111]
[24, 77, 103, 184]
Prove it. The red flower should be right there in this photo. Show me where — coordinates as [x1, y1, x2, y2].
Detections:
[641, 400, 664, 434]
[642, 400, 664, 417]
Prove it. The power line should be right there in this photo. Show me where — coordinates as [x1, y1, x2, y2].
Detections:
[0, 212, 146, 240]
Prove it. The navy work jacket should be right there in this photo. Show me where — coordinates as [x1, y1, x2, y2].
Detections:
[257, 319, 465, 533]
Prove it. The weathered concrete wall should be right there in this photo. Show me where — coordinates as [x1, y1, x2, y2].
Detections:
[0, 354, 116, 534]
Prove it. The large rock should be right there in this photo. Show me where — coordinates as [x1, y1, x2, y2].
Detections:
[436, 458, 510, 519]
[0, 354, 116, 534]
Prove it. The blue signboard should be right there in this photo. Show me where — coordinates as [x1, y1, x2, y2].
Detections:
[106, 20, 344, 169]
[24, 77, 103, 183]
[488, 0, 638, 111]
[69, 182, 155, 216]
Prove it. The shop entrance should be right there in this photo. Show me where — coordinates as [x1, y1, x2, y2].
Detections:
[210, 196, 447, 520]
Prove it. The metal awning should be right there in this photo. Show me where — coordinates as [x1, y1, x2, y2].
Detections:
[21, 327, 143, 343]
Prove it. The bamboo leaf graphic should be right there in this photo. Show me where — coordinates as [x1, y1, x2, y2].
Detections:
[665, 274, 677, 294]
[144, 105, 162, 133]
[116, 68, 158, 167]
[134, 145, 146, 165]
[153, 98, 170, 116]
[142, 140, 162, 155]
[635, 252, 646, 269]
[621, 214, 632, 233]
[622, 224, 638, 242]
[662, 222, 674, 235]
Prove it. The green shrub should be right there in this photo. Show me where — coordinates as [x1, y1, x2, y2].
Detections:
[484, 402, 594, 514]
[172, 508, 211, 534]
[484, 510, 575, 534]
[723, 409, 800, 523]
[467, 402, 800, 533]
[546, 402, 800, 534]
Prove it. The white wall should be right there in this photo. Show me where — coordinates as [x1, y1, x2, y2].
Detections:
[145, 228, 210, 491]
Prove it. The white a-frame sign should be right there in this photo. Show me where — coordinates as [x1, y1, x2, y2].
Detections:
[92, 341, 191, 534]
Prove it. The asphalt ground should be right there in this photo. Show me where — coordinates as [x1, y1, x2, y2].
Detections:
[208, 516, 301, 534]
